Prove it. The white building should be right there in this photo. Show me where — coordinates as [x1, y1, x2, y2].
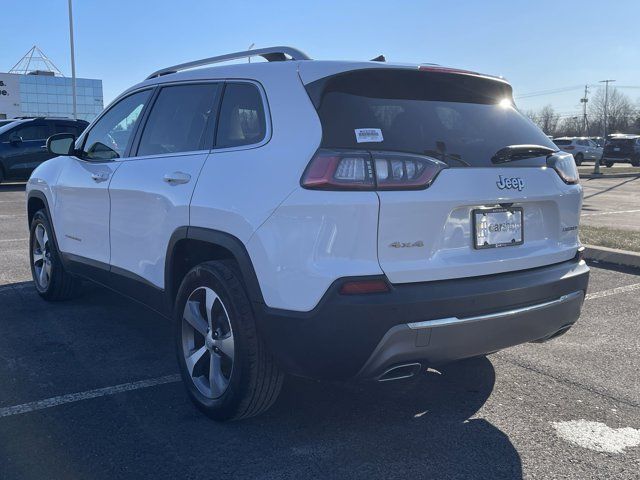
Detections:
[0, 46, 103, 121]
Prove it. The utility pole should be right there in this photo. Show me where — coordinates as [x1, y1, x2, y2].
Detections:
[68, 0, 77, 120]
[580, 85, 589, 136]
[593, 79, 616, 174]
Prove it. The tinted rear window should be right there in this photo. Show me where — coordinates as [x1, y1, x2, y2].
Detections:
[305, 69, 556, 167]
[553, 139, 572, 146]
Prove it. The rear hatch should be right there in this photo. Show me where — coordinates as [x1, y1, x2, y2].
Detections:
[604, 137, 636, 159]
[301, 65, 581, 283]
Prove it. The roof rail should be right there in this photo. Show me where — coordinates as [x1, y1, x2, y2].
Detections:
[146, 46, 311, 80]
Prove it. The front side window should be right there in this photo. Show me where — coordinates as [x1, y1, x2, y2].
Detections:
[12, 124, 49, 141]
[216, 83, 266, 149]
[83, 89, 151, 160]
[137, 83, 220, 156]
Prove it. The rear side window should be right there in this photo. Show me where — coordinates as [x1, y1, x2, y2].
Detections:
[215, 83, 266, 149]
[137, 83, 220, 156]
[305, 69, 556, 168]
[53, 123, 80, 136]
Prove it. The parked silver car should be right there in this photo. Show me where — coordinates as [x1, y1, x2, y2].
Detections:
[553, 137, 603, 165]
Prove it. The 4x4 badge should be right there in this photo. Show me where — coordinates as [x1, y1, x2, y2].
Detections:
[496, 175, 524, 191]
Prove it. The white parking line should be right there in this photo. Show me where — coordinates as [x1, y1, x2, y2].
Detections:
[582, 209, 640, 217]
[0, 374, 181, 418]
[585, 283, 640, 301]
[0, 238, 27, 243]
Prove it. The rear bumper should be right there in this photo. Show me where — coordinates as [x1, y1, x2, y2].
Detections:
[255, 258, 589, 380]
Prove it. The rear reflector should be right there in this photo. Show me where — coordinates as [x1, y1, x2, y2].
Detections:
[339, 280, 390, 295]
[301, 149, 446, 191]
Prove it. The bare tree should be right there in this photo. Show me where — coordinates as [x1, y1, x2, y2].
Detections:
[525, 104, 560, 136]
[588, 87, 637, 135]
[556, 116, 583, 137]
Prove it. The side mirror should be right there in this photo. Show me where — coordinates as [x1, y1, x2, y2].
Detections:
[47, 133, 76, 156]
[9, 133, 22, 146]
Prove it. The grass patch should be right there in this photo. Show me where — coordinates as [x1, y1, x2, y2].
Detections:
[580, 225, 640, 252]
[578, 166, 640, 175]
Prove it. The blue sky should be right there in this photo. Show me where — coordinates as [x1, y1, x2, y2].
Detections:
[3, 0, 639, 116]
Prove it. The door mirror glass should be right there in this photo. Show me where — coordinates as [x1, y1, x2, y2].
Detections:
[9, 133, 22, 145]
[47, 133, 76, 156]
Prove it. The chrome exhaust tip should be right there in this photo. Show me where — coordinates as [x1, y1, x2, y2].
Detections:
[377, 363, 422, 382]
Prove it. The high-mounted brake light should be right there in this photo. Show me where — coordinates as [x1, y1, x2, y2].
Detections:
[301, 149, 446, 191]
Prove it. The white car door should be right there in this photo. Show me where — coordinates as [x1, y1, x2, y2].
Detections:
[53, 89, 153, 267]
[108, 82, 221, 290]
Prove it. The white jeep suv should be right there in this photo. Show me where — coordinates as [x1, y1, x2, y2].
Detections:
[26, 47, 589, 420]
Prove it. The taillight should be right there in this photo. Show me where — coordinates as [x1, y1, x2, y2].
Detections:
[301, 149, 446, 191]
[564, 145, 575, 150]
[547, 152, 579, 185]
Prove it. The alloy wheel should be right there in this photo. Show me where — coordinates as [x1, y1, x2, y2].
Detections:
[32, 223, 52, 290]
[181, 286, 235, 399]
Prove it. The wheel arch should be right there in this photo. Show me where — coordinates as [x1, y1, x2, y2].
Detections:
[27, 190, 63, 256]
[165, 227, 265, 313]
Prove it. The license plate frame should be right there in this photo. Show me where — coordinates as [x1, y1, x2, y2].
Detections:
[472, 207, 524, 250]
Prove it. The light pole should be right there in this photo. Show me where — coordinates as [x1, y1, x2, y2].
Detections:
[68, 0, 77, 120]
[593, 79, 615, 174]
[247, 43, 255, 63]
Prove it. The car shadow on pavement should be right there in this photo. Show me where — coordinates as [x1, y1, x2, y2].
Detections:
[248, 356, 523, 479]
[0, 283, 522, 479]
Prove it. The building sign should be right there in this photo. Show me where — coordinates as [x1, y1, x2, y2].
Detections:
[0, 73, 21, 119]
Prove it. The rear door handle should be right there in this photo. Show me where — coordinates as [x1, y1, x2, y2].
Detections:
[163, 171, 191, 185]
[91, 172, 110, 182]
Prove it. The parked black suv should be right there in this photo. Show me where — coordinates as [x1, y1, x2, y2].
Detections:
[0, 117, 88, 183]
[602, 134, 640, 167]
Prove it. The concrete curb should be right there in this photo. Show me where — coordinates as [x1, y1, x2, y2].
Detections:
[583, 244, 640, 269]
[580, 173, 640, 179]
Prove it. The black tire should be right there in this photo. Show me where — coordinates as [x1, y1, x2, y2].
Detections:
[29, 209, 79, 300]
[631, 156, 640, 167]
[574, 153, 583, 166]
[605, 161, 614, 168]
[175, 260, 283, 421]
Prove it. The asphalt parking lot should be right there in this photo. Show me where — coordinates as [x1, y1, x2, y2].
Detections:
[1, 183, 639, 479]
[581, 175, 640, 231]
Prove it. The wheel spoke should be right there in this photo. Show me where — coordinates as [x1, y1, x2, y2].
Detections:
[209, 353, 227, 397]
[184, 301, 208, 336]
[32, 252, 44, 265]
[186, 345, 207, 376]
[38, 263, 48, 287]
[205, 288, 218, 328]
[35, 225, 46, 251]
[214, 333, 234, 359]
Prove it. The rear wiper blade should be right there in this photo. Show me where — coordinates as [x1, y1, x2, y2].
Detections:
[491, 144, 556, 164]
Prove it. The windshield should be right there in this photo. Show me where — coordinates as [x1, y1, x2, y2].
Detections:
[0, 120, 19, 133]
[305, 69, 557, 168]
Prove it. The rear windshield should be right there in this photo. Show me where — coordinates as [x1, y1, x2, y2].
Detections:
[553, 139, 572, 146]
[305, 69, 557, 167]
